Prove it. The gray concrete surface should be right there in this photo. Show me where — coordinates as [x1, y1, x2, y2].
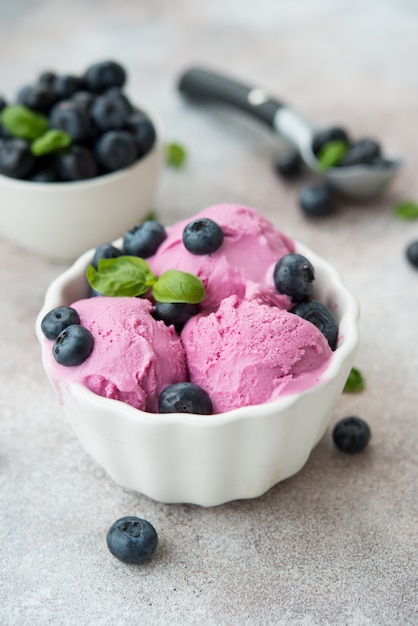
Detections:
[0, 1, 417, 624]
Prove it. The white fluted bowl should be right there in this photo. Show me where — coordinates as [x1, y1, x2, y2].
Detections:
[0, 105, 162, 262]
[36, 240, 359, 506]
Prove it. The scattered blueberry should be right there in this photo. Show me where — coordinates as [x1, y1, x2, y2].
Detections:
[106, 516, 158, 565]
[91, 243, 123, 269]
[90, 91, 131, 131]
[312, 126, 350, 157]
[183, 218, 224, 255]
[55, 145, 98, 181]
[0, 138, 35, 178]
[153, 302, 199, 332]
[95, 130, 138, 172]
[158, 382, 213, 414]
[84, 61, 126, 93]
[299, 183, 334, 217]
[332, 416, 371, 453]
[405, 240, 418, 269]
[49, 100, 91, 143]
[340, 138, 381, 167]
[123, 220, 167, 258]
[273, 150, 302, 179]
[126, 111, 156, 156]
[41, 306, 81, 340]
[291, 300, 338, 350]
[53, 324, 94, 366]
[273, 253, 315, 302]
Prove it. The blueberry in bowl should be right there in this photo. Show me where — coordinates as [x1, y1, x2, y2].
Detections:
[0, 60, 162, 262]
[36, 203, 359, 506]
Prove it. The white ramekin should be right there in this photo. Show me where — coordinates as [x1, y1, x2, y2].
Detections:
[36, 240, 359, 506]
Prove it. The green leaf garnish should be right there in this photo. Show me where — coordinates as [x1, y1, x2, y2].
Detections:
[317, 140, 348, 171]
[86, 256, 157, 297]
[1, 105, 49, 141]
[142, 209, 158, 222]
[393, 201, 418, 220]
[85, 256, 206, 304]
[343, 367, 365, 393]
[152, 270, 205, 304]
[31, 129, 72, 156]
[165, 142, 187, 168]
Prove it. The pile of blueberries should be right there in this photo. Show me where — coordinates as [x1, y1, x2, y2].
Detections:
[274, 126, 389, 216]
[0, 60, 156, 181]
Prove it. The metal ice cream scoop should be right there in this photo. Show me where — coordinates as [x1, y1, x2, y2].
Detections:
[178, 67, 401, 199]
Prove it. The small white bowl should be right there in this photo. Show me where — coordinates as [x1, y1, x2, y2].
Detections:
[0, 106, 162, 262]
[36, 240, 359, 506]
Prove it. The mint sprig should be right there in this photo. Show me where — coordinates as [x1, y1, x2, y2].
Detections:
[1, 105, 49, 141]
[86, 256, 205, 304]
[343, 367, 365, 393]
[317, 140, 348, 171]
[165, 142, 187, 168]
[152, 270, 205, 304]
[393, 201, 418, 220]
[31, 129, 72, 156]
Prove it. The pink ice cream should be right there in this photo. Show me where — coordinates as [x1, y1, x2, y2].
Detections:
[147, 203, 295, 312]
[43, 297, 187, 412]
[181, 295, 333, 413]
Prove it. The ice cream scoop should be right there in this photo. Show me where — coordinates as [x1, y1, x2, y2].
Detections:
[178, 67, 401, 199]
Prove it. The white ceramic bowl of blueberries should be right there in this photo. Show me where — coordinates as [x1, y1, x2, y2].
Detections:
[0, 61, 162, 261]
[36, 205, 360, 507]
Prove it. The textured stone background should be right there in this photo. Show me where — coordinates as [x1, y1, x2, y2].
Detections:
[1, 1, 417, 624]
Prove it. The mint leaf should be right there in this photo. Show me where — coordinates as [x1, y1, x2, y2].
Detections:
[165, 142, 187, 168]
[142, 209, 158, 222]
[393, 201, 418, 220]
[31, 129, 72, 156]
[86, 256, 157, 297]
[343, 367, 365, 393]
[152, 270, 205, 304]
[317, 140, 348, 171]
[1, 105, 49, 141]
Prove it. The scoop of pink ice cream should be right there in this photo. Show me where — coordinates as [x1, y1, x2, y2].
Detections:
[43, 297, 187, 412]
[181, 295, 332, 413]
[147, 203, 295, 312]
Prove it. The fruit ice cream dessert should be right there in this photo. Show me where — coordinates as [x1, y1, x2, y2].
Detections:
[40, 203, 339, 415]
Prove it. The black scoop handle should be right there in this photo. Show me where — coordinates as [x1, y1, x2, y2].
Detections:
[178, 67, 284, 129]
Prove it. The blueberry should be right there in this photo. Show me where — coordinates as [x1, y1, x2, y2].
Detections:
[182, 218, 224, 255]
[291, 300, 338, 350]
[312, 126, 350, 157]
[106, 517, 158, 565]
[71, 90, 95, 114]
[340, 138, 381, 167]
[123, 220, 166, 258]
[273, 150, 302, 179]
[29, 166, 59, 183]
[125, 111, 156, 157]
[158, 382, 213, 415]
[52, 74, 82, 100]
[55, 145, 98, 181]
[91, 243, 123, 269]
[41, 306, 81, 340]
[0, 95, 7, 111]
[16, 84, 56, 113]
[0, 139, 35, 178]
[95, 130, 138, 172]
[84, 61, 126, 93]
[53, 324, 94, 366]
[0, 124, 12, 139]
[49, 100, 91, 143]
[299, 183, 334, 217]
[153, 302, 198, 332]
[90, 91, 131, 131]
[273, 253, 315, 302]
[405, 240, 418, 269]
[333, 416, 371, 453]
[38, 71, 57, 89]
